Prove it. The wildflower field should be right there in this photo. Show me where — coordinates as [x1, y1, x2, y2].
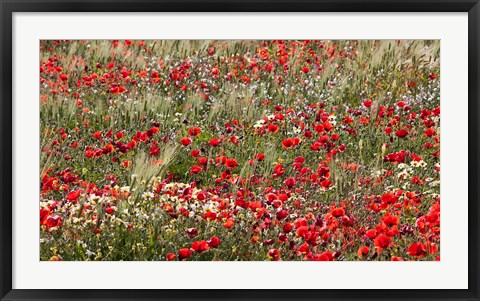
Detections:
[40, 40, 440, 261]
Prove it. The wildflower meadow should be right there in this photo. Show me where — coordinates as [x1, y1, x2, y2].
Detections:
[40, 40, 440, 261]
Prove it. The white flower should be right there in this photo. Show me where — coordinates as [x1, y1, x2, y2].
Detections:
[328, 115, 337, 125]
[142, 192, 154, 200]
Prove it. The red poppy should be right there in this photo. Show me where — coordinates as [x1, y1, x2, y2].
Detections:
[241, 75, 251, 83]
[191, 240, 210, 253]
[294, 218, 308, 228]
[203, 211, 217, 221]
[296, 226, 308, 238]
[381, 193, 397, 205]
[198, 157, 208, 165]
[357, 246, 370, 259]
[40, 208, 50, 225]
[363, 100, 372, 108]
[209, 138, 221, 147]
[425, 128, 436, 137]
[190, 149, 200, 157]
[283, 223, 293, 233]
[298, 243, 309, 254]
[320, 179, 332, 189]
[180, 137, 192, 146]
[382, 215, 399, 227]
[186, 227, 198, 239]
[314, 124, 325, 134]
[395, 129, 408, 138]
[208, 236, 221, 248]
[408, 242, 427, 258]
[282, 138, 294, 149]
[317, 251, 334, 261]
[66, 190, 81, 201]
[295, 156, 305, 164]
[331, 208, 345, 217]
[188, 127, 201, 137]
[223, 218, 235, 229]
[268, 124, 279, 133]
[254, 153, 265, 161]
[310, 142, 321, 151]
[103, 144, 115, 154]
[190, 165, 202, 175]
[284, 177, 296, 188]
[45, 215, 62, 229]
[225, 158, 238, 169]
[178, 248, 192, 260]
[268, 249, 281, 261]
[374, 234, 392, 250]
[276, 209, 288, 220]
[166, 253, 176, 261]
[366, 229, 377, 239]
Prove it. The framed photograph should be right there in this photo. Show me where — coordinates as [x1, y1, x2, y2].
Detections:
[1, 0, 479, 300]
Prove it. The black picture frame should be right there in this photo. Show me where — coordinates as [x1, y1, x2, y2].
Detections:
[1, 1, 479, 300]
